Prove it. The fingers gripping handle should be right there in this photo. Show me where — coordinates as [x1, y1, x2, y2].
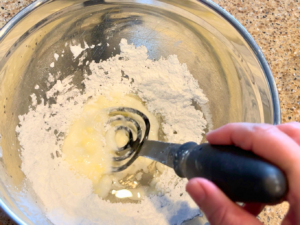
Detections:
[176, 143, 288, 203]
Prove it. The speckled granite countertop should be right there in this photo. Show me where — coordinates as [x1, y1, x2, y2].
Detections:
[0, 0, 298, 224]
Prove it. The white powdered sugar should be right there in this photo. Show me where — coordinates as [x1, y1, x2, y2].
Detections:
[86, 39, 209, 143]
[16, 39, 211, 225]
[54, 53, 59, 61]
[70, 41, 89, 58]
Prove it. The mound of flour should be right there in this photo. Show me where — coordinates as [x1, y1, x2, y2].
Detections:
[16, 39, 210, 225]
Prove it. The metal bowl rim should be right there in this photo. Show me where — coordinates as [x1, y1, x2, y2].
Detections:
[0, 0, 281, 224]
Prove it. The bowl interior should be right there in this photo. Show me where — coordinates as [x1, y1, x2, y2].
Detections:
[0, 0, 276, 224]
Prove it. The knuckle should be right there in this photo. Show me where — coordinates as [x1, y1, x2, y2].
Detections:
[285, 121, 300, 126]
[223, 123, 241, 131]
[252, 124, 278, 134]
[280, 122, 300, 130]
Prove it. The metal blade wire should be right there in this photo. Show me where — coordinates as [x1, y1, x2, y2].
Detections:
[108, 107, 150, 172]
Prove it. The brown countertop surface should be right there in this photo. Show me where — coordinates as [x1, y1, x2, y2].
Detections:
[0, 0, 298, 224]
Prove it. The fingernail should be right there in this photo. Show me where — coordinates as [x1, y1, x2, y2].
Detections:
[206, 131, 212, 135]
[186, 179, 205, 204]
[206, 130, 214, 137]
[195, 180, 206, 202]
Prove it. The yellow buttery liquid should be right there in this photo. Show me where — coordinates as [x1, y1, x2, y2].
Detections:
[62, 92, 162, 200]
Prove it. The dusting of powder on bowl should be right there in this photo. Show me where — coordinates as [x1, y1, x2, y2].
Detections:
[16, 39, 211, 225]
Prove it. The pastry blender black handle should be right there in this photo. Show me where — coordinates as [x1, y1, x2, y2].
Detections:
[174, 143, 288, 203]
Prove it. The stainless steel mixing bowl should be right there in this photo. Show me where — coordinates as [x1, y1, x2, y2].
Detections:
[0, 0, 280, 224]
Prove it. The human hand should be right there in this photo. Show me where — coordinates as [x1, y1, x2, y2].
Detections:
[186, 122, 300, 225]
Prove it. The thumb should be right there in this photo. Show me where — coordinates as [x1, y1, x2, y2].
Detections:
[186, 178, 262, 225]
